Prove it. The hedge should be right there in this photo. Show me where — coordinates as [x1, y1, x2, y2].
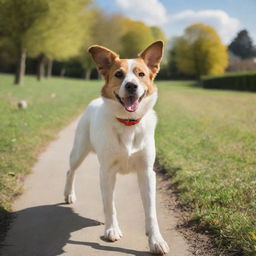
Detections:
[201, 72, 256, 91]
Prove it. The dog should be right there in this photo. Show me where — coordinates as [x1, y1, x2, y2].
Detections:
[64, 41, 169, 255]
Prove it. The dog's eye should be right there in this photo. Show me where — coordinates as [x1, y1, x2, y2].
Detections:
[138, 72, 145, 77]
[115, 71, 124, 79]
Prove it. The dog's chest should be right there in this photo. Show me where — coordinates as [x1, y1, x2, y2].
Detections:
[108, 125, 146, 173]
[114, 126, 144, 155]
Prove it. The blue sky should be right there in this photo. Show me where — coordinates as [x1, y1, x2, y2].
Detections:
[95, 0, 256, 45]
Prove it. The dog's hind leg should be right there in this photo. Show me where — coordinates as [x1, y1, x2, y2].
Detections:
[64, 116, 91, 204]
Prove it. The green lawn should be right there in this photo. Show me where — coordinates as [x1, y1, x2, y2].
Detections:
[0, 74, 101, 216]
[0, 75, 255, 254]
[155, 81, 256, 255]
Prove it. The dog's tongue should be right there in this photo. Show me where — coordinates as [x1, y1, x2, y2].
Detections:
[123, 96, 139, 112]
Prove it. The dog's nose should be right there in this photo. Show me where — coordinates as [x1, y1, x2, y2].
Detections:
[125, 82, 138, 94]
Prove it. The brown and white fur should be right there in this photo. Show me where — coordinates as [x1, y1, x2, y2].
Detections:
[64, 41, 169, 255]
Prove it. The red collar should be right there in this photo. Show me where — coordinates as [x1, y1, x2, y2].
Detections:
[116, 117, 141, 126]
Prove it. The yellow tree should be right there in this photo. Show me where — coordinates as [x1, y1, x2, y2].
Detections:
[150, 26, 168, 67]
[89, 11, 125, 53]
[78, 10, 124, 79]
[150, 26, 166, 42]
[26, 0, 91, 80]
[0, 0, 48, 84]
[173, 23, 228, 78]
[120, 19, 155, 58]
[77, 13, 167, 80]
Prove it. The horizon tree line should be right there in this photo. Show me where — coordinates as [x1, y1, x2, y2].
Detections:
[0, 0, 255, 84]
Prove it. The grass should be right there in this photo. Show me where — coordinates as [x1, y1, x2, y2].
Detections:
[0, 74, 100, 220]
[0, 75, 255, 254]
[155, 81, 256, 255]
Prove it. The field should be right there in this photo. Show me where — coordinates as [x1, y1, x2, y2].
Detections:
[155, 81, 256, 255]
[0, 75, 255, 254]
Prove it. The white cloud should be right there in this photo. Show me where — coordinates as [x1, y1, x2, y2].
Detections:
[166, 10, 242, 44]
[115, 0, 168, 25]
[115, 0, 242, 44]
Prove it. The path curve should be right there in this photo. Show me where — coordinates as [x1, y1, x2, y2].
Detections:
[1, 118, 191, 256]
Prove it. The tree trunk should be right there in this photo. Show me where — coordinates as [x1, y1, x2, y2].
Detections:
[14, 48, 26, 85]
[84, 69, 91, 80]
[97, 70, 102, 80]
[37, 54, 45, 81]
[45, 59, 53, 79]
[60, 67, 66, 77]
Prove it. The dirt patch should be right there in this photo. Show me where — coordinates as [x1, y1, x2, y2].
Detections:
[156, 169, 226, 256]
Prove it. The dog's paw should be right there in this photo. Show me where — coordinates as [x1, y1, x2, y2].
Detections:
[104, 226, 123, 242]
[64, 193, 76, 204]
[149, 235, 169, 255]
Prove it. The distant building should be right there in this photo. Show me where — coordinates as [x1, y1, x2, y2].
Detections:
[227, 50, 256, 72]
[228, 50, 241, 64]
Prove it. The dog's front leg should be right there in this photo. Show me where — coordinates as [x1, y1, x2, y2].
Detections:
[100, 168, 122, 242]
[137, 169, 169, 255]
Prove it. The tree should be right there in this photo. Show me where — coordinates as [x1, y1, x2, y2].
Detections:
[229, 30, 254, 59]
[120, 19, 155, 58]
[172, 23, 228, 78]
[26, 0, 92, 80]
[150, 26, 166, 42]
[78, 51, 95, 80]
[0, 0, 92, 83]
[90, 12, 125, 53]
[0, 0, 48, 84]
[167, 44, 180, 79]
[76, 12, 167, 80]
[78, 11, 125, 80]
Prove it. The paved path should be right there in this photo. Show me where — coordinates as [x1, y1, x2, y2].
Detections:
[1, 118, 191, 256]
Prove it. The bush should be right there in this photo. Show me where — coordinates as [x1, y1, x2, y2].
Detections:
[201, 72, 256, 91]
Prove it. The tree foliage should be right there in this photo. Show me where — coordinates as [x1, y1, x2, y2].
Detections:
[28, 0, 92, 80]
[77, 12, 166, 79]
[0, 0, 91, 83]
[150, 26, 166, 42]
[229, 30, 255, 59]
[170, 23, 228, 78]
[27, 0, 91, 61]
[0, 1, 167, 81]
[120, 19, 155, 58]
[0, 0, 48, 56]
[89, 11, 125, 53]
[0, 0, 49, 83]
[77, 10, 125, 79]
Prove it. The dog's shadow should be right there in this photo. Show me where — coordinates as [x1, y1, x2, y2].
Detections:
[1, 204, 151, 256]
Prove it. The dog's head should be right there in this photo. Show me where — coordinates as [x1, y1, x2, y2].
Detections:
[88, 41, 163, 113]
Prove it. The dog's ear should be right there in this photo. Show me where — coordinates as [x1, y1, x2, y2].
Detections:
[138, 41, 164, 77]
[88, 45, 119, 78]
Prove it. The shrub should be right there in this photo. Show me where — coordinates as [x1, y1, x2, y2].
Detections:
[201, 72, 256, 91]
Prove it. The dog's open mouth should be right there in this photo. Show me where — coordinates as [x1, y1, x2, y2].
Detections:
[114, 92, 145, 112]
